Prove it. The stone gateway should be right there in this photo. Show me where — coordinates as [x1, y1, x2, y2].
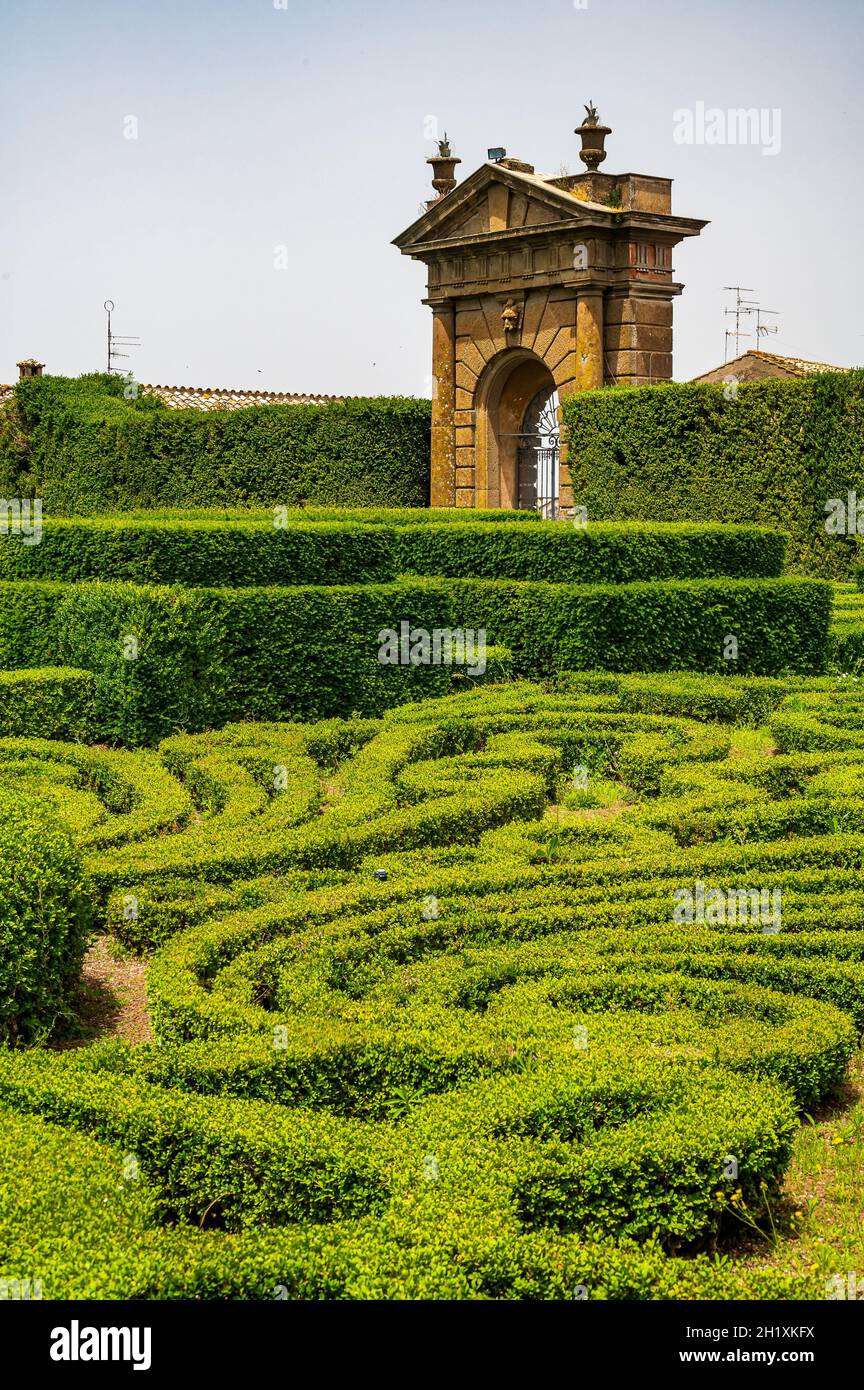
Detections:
[394, 110, 706, 514]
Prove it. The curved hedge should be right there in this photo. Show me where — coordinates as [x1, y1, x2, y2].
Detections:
[3, 673, 864, 1296]
[0, 794, 92, 1043]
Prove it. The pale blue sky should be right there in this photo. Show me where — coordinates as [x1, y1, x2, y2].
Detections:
[2, 0, 862, 393]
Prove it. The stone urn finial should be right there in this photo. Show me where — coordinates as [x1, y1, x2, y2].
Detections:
[426, 132, 461, 204]
[575, 102, 612, 170]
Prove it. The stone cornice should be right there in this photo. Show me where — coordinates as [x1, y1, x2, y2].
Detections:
[399, 214, 707, 261]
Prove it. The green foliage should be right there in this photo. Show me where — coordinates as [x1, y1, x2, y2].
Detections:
[0, 793, 92, 1043]
[0, 516, 784, 586]
[396, 521, 786, 583]
[0, 1105, 160, 1298]
[0, 519, 398, 586]
[0, 510, 828, 743]
[602, 671, 789, 725]
[829, 581, 864, 672]
[0, 573, 827, 743]
[0, 668, 95, 739]
[0, 375, 432, 513]
[53, 580, 457, 743]
[0, 580, 67, 667]
[563, 372, 864, 578]
[2, 675, 864, 1295]
[451, 575, 830, 679]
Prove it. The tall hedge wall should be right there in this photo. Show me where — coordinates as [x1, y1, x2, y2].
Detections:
[0, 375, 432, 514]
[562, 372, 864, 579]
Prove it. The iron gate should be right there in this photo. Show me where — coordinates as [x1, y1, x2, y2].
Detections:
[513, 386, 560, 519]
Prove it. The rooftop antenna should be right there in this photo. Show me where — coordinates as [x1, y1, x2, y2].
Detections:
[103, 299, 141, 374]
[723, 286, 754, 362]
[753, 305, 780, 346]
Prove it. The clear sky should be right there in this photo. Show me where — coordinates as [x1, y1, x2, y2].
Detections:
[2, 0, 862, 394]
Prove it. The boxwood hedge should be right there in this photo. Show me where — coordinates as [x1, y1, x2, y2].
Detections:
[0, 793, 92, 1043]
[0, 667, 95, 740]
[0, 517, 786, 587]
[0, 573, 831, 743]
[1, 674, 864, 1296]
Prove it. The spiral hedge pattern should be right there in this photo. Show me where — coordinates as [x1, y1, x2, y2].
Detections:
[3, 671, 864, 1298]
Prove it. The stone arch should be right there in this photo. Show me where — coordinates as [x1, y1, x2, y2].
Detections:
[473, 348, 559, 510]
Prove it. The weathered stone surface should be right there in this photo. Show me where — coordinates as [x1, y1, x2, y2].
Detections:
[396, 138, 705, 509]
[605, 297, 674, 327]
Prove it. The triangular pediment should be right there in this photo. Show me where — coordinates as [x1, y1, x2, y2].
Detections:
[393, 163, 598, 251]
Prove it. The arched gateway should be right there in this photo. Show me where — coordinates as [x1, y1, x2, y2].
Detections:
[472, 349, 559, 515]
[393, 110, 706, 512]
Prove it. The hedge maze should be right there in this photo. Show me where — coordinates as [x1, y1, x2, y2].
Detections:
[1, 669, 864, 1297]
[0, 503, 858, 1301]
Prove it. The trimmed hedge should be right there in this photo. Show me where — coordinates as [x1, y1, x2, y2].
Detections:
[2, 675, 864, 1295]
[0, 580, 66, 668]
[563, 372, 864, 578]
[452, 575, 831, 679]
[0, 574, 831, 742]
[0, 517, 785, 587]
[0, 374, 432, 513]
[0, 667, 95, 739]
[78, 506, 542, 526]
[397, 522, 786, 584]
[0, 1105, 162, 1300]
[0, 1099, 807, 1301]
[0, 794, 92, 1043]
[0, 520, 398, 587]
[52, 580, 456, 743]
[829, 581, 864, 672]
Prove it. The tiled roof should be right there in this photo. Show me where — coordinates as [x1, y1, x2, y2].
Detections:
[692, 349, 852, 385]
[0, 381, 351, 411]
[746, 350, 849, 376]
[140, 383, 350, 411]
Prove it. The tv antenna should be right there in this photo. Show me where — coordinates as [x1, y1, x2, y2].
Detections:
[103, 300, 141, 374]
[723, 288, 781, 362]
[753, 305, 780, 344]
[723, 286, 754, 361]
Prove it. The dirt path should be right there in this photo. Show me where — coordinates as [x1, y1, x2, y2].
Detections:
[63, 937, 153, 1046]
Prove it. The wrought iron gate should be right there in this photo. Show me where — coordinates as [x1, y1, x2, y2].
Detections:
[513, 386, 560, 519]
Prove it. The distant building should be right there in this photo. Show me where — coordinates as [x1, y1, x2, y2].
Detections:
[0, 358, 347, 410]
[693, 349, 851, 385]
[137, 383, 348, 410]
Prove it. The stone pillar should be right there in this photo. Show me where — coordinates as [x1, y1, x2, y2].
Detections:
[604, 293, 673, 385]
[430, 302, 456, 507]
[575, 291, 605, 391]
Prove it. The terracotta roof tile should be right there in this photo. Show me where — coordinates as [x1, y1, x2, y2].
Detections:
[746, 349, 849, 376]
[0, 381, 352, 412]
[141, 383, 351, 410]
